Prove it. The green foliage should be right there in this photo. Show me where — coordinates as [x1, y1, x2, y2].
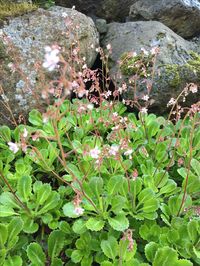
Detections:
[33, 0, 55, 9]
[0, 0, 37, 21]
[0, 99, 199, 265]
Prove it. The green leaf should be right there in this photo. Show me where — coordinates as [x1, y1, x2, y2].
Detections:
[0, 206, 18, 217]
[72, 219, 87, 234]
[71, 250, 83, 263]
[193, 247, 200, 259]
[0, 192, 20, 209]
[0, 224, 8, 247]
[191, 158, 200, 177]
[15, 162, 26, 174]
[86, 218, 105, 231]
[101, 236, 118, 260]
[22, 216, 39, 233]
[81, 256, 93, 266]
[48, 230, 65, 259]
[63, 202, 83, 218]
[119, 238, 137, 262]
[37, 191, 60, 215]
[187, 220, 198, 243]
[35, 183, 51, 205]
[89, 176, 103, 198]
[111, 195, 126, 213]
[0, 126, 11, 142]
[28, 109, 43, 126]
[27, 243, 46, 266]
[153, 247, 192, 266]
[145, 242, 159, 262]
[108, 214, 129, 232]
[72, 140, 83, 153]
[59, 221, 71, 234]
[101, 261, 113, 266]
[159, 179, 177, 195]
[51, 258, 63, 266]
[7, 217, 23, 249]
[148, 120, 160, 137]
[107, 175, 124, 195]
[4, 256, 22, 266]
[17, 175, 32, 202]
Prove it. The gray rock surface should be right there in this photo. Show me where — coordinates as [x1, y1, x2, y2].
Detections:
[129, 0, 200, 39]
[0, 6, 99, 126]
[101, 21, 200, 113]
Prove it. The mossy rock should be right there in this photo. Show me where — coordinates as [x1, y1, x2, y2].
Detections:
[0, 0, 37, 21]
[120, 51, 153, 77]
[160, 52, 200, 88]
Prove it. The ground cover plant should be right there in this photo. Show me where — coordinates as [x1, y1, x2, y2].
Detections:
[0, 8, 200, 266]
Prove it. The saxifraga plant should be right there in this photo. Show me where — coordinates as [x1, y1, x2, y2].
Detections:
[0, 8, 199, 265]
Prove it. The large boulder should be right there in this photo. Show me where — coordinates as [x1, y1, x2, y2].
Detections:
[0, 6, 99, 125]
[55, 0, 136, 22]
[129, 0, 200, 39]
[101, 21, 200, 113]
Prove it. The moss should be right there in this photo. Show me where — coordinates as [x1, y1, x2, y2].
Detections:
[156, 32, 166, 40]
[119, 51, 153, 77]
[187, 51, 200, 74]
[164, 65, 181, 87]
[0, 0, 38, 21]
[0, 40, 9, 62]
[162, 51, 200, 87]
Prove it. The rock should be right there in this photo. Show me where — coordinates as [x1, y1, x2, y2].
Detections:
[129, 0, 200, 39]
[101, 21, 200, 113]
[95, 19, 108, 34]
[0, 6, 99, 126]
[55, 0, 136, 22]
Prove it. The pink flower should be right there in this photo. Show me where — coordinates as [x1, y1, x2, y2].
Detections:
[90, 147, 101, 159]
[108, 145, 119, 156]
[43, 46, 60, 71]
[74, 206, 84, 215]
[8, 142, 20, 154]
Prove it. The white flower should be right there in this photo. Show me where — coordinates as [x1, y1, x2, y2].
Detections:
[105, 90, 112, 98]
[23, 128, 28, 138]
[82, 64, 87, 69]
[74, 206, 84, 215]
[142, 95, 149, 101]
[140, 107, 148, 114]
[141, 48, 149, 56]
[8, 142, 20, 154]
[43, 46, 60, 71]
[122, 99, 126, 104]
[90, 147, 101, 159]
[108, 145, 119, 156]
[106, 43, 111, 50]
[112, 112, 118, 117]
[167, 98, 176, 107]
[189, 83, 198, 94]
[124, 149, 133, 156]
[87, 104, 93, 110]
